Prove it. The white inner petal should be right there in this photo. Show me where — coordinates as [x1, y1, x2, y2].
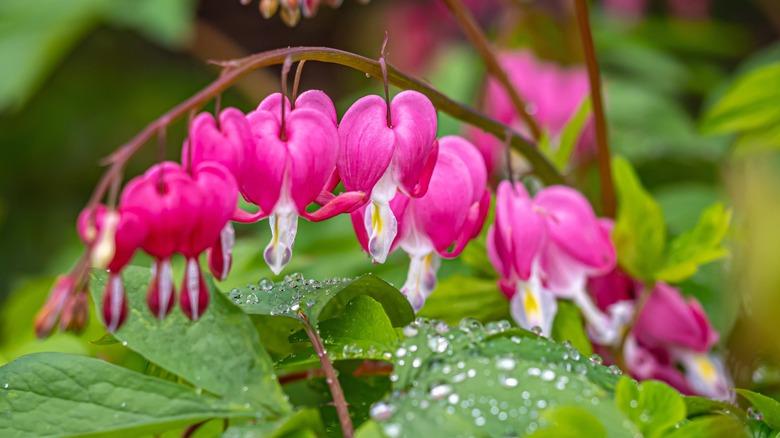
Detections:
[401, 251, 441, 311]
[510, 273, 557, 337]
[186, 258, 200, 318]
[264, 198, 298, 275]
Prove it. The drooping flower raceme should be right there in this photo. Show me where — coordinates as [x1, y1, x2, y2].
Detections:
[119, 161, 238, 322]
[469, 51, 594, 175]
[240, 91, 366, 275]
[351, 136, 489, 310]
[488, 182, 616, 338]
[339, 90, 438, 264]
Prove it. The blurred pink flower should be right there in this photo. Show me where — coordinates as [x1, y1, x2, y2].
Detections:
[470, 51, 595, 175]
[488, 182, 615, 337]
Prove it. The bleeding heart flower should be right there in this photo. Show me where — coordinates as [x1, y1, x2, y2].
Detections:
[242, 91, 366, 275]
[488, 182, 616, 338]
[120, 161, 238, 321]
[624, 283, 733, 402]
[339, 90, 438, 264]
[391, 136, 489, 310]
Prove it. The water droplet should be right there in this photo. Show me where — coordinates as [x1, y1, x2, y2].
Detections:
[428, 336, 449, 353]
[541, 370, 555, 381]
[496, 357, 516, 371]
[434, 321, 450, 334]
[384, 423, 401, 437]
[370, 402, 395, 421]
[588, 354, 603, 365]
[259, 278, 273, 290]
[448, 393, 460, 404]
[402, 325, 419, 337]
[429, 383, 453, 400]
[500, 376, 519, 388]
[395, 347, 407, 358]
[748, 407, 764, 421]
[2, 383, 8, 389]
[531, 326, 543, 336]
[245, 293, 259, 305]
[290, 303, 300, 312]
[229, 288, 242, 303]
[608, 365, 622, 375]
[412, 358, 422, 368]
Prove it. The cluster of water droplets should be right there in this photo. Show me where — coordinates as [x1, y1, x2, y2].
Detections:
[227, 272, 354, 318]
[369, 317, 631, 437]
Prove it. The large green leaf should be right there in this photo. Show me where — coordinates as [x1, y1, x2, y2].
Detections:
[656, 203, 731, 282]
[90, 266, 289, 416]
[419, 275, 509, 325]
[665, 415, 747, 438]
[551, 301, 594, 356]
[223, 409, 325, 438]
[278, 295, 399, 372]
[0, 352, 254, 437]
[527, 406, 607, 438]
[366, 319, 634, 437]
[702, 63, 780, 136]
[612, 156, 667, 281]
[231, 273, 414, 329]
[737, 389, 780, 430]
[615, 377, 686, 437]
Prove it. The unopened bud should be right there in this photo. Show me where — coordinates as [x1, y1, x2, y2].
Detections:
[34, 275, 75, 338]
[60, 290, 89, 333]
[280, 0, 301, 26]
[259, 0, 279, 18]
[91, 209, 119, 269]
[301, 0, 319, 17]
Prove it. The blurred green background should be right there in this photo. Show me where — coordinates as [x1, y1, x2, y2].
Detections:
[1, 0, 780, 391]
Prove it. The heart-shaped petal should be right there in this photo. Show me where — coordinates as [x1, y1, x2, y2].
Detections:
[390, 91, 438, 196]
[244, 109, 288, 214]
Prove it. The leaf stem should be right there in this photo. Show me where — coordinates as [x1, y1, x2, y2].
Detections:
[299, 312, 353, 438]
[440, 0, 542, 141]
[574, 0, 616, 217]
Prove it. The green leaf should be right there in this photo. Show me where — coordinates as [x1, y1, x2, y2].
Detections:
[702, 63, 780, 136]
[656, 203, 731, 282]
[528, 406, 607, 438]
[278, 295, 398, 372]
[103, 0, 195, 47]
[615, 377, 686, 438]
[0, 0, 103, 111]
[552, 301, 594, 356]
[0, 352, 254, 437]
[232, 273, 414, 329]
[369, 319, 635, 437]
[612, 156, 667, 281]
[90, 266, 289, 416]
[552, 98, 592, 171]
[684, 395, 743, 418]
[665, 415, 747, 438]
[738, 389, 780, 430]
[419, 275, 509, 325]
[223, 409, 325, 438]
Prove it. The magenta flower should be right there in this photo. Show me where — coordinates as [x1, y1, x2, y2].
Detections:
[351, 136, 489, 310]
[34, 275, 77, 338]
[488, 182, 615, 337]
[120, 161, 238, 322]
[624, 283, 732, 400]
[469, 51, 594, 175]
[243, 91, 365, 274]
[77, 205, 147, 331]
[339, 90, 439, 264]
[183, 108, 253, 281]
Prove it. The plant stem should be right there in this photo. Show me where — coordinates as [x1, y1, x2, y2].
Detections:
[574, 0, 616, 217]
[299, 312, 353, 438]
[440, 0, 542, 141]
[84, 46, 563, 214]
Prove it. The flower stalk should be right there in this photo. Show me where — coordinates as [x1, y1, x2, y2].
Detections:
[440, 0, 542, 141]
[299, 311, 354, 438]
[574, 0, 616, 217]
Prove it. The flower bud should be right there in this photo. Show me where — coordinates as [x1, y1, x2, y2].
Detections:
[90, 209, 119, 269]
[34, 275, 75, 338]
[280, 3, 301, 26]
[259, 0, 279, 19]
[59, 290, 89, 333]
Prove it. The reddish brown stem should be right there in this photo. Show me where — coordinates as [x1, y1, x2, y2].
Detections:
[441, 0, 542, 141]
[574, 0, 616, 217]
[299, 312, 353, 438]
[83, 46, 563, 218]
